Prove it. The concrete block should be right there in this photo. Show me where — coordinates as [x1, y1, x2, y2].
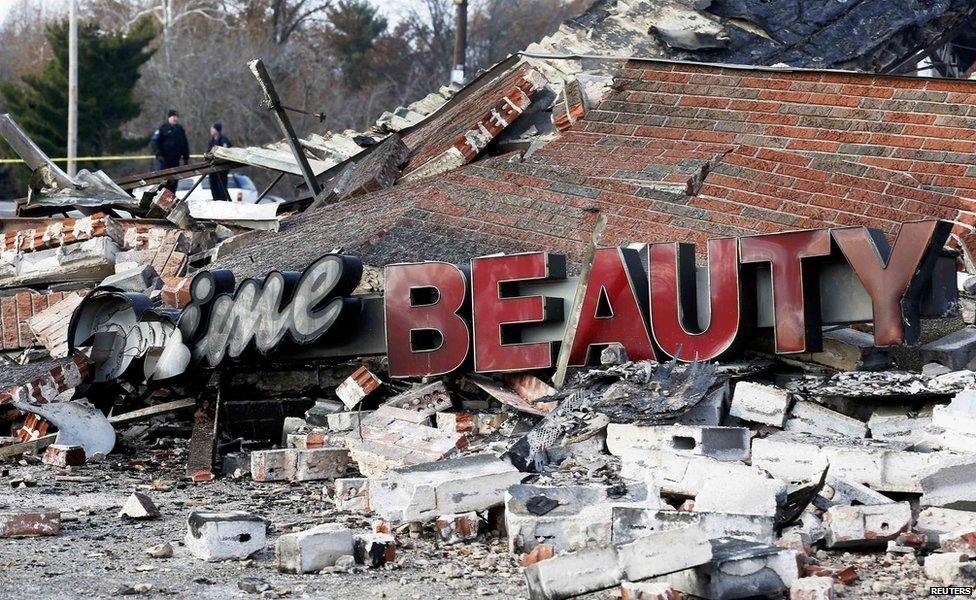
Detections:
[607, 424, 750, 462]
[506, 483, 663, 553]
[917, 507, 976, 548]
[435, 511, 480, 543]
[276, 523, 354, 573]
[251, 448, 349, 482]
[928, 390, 976, 452]
[621, 448, 770, 497]
[524, 543, 621, 600]
[612, 507, 775, 545]
[524, 523, 712, 600]
[665, 538, 800, 600]
[868, 406, 931, 444]
[921, 455, 976, 510]
[823, 502, 911, 548]
[730, 381, 790, 427]
[0, 511, 60, 537]
[921, 327, 976, 370]
[924, 552, 969, 584]
[334, 478, 370, 512]
[100, 265, 158, 292]
[789, 576, 834, 600]
[751, 432, 944, 493]
[679, 381, 727, 426]
[694, 471, 786, 517]
[185, 511, 266, 561]
[784, 401, 867, 439]
[370, 454, 523, 523]
[352, 532, 395, 567]
[618, 524, 713, 581]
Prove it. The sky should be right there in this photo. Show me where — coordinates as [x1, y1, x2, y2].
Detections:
[0, 1, 421, 27]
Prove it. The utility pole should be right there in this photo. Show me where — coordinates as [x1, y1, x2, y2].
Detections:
[67, 0, 78, 177]
[451, 0, 468, 85]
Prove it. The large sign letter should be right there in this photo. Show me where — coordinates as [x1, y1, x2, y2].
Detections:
[471, 252, 565, 372]
[385, 262, 471, 377]
[740, 230, 831, 353]
[650, 238, 742, 361]
[569, 247, 655, 365]
[832, 220, 951, 346]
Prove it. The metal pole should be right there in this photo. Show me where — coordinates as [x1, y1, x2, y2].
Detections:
[247, 59, 322, 197]
[451, 0, 468, 85]
[67, 0, 78, 177]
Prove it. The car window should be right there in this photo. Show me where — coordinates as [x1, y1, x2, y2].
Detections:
[236, 175, 257, 191]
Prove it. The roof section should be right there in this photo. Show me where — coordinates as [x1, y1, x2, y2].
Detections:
[213, 60, 976, 277]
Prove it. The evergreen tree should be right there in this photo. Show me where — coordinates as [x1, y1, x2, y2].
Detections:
[324, 0, 387, 89]
[0, 16, 156, 172]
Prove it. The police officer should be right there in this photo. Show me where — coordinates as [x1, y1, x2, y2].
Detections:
[150, 109, 190, 191]
[207, 122, 232, 201]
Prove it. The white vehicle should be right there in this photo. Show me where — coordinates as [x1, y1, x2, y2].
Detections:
[176, 174, 258, 203]
[133, 173, 284, 204]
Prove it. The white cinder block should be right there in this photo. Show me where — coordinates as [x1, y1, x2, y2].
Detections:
[730, 381, 790, 427]
[506, 483, 662, 553]
[276, 523, 354, 573]
[751, 432, 947, 493]
[785, 400, 867, 438]
[823, 502, 911, 548]
[524, 523, 712, 600]
[370, 454, 523, 522]
[620, 448, 769, 497]
[694, 471, 786, 517]
[185, 511, 266, 561]
[607, 424, 750, 462]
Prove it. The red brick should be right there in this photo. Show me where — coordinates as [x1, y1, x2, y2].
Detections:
[0, 511, 60, 537]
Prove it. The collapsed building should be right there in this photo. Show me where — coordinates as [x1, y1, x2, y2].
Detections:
[4, 1, 976, 598]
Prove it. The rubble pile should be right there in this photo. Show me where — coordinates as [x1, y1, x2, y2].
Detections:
[8, 317, 976, 597]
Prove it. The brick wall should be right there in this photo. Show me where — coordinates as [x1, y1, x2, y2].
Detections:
[0, 291, 82, 351]
[217, 59, 976, 275]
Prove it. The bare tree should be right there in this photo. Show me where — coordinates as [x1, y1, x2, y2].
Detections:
[269, 0, 331, 45]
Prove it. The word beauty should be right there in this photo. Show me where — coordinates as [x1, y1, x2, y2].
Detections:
[386, 220, 951, 376]
[69, 220, 951, 383]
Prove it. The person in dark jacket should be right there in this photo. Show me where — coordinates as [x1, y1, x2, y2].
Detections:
[207, 122, 232, 201]
[150, 109, 190, 192]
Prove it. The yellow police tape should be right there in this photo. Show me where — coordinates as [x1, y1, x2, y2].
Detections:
[0, 154, 207, 165]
